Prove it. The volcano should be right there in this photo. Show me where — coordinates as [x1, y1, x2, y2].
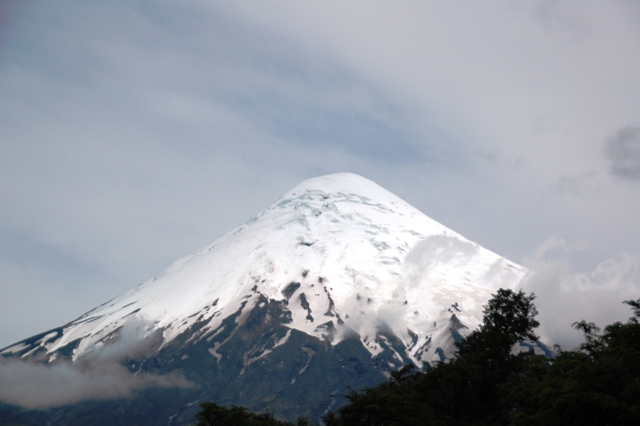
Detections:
[0, 173, 541, 425]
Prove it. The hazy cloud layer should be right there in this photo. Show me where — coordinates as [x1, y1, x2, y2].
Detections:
[0, 319, 192, 409]
[605, 126, 640, 180]
[1, 0, 640, 353]
[521, 237, 640, 349]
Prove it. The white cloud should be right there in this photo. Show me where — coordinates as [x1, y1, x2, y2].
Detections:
[521, 237, 640, 349]
[0, 319, 192, 409]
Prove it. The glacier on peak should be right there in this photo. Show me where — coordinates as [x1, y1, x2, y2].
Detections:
[2, 172, 527, 366]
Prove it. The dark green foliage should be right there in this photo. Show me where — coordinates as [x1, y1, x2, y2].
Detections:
[505, 298, 640, 426]
[323, 291, 640, 426]
[194, 402, 286, 425]
[456, 289, 539, 360]
[479, 288, 539, 341]
[322, 365, 420, 426]
[324, 289, 541, 426]
[193, 402, 314, 426]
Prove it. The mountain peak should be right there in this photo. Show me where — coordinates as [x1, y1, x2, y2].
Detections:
[1, 173, 535, 424]
[285, 172, 387, 195]
[2, 173, 526, 366]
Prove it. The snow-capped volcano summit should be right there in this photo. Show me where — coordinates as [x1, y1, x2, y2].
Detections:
[4, 173, 525, 364]
[1, 173, 531, 424]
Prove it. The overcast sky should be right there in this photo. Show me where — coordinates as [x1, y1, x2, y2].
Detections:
[1, 1, 640, 350]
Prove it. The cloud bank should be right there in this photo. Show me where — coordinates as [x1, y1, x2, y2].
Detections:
[521, 237, 640, 349]
[0, 319, 192, 409]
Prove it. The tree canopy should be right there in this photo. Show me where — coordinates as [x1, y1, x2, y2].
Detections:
[196, 290, 640, 426]
[194, 402, 314, 426]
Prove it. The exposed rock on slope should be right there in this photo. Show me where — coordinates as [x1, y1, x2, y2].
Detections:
[0, 173, 536, 424]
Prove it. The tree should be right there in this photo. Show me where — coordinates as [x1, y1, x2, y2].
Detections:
[480, 288, 539, 340]
[505, 298, 640, 425]
[194, 402, 312, 426]
[326, 288, 542, 426]
[199, 294, 640, 425]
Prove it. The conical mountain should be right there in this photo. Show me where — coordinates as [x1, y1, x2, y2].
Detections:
[0, 173, 534, 424]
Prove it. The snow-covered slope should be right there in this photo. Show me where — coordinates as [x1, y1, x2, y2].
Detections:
[2, 173, 526, 365]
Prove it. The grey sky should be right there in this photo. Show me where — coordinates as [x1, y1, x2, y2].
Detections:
[1, 0, 640, 350]
[606, 126, 640, 180]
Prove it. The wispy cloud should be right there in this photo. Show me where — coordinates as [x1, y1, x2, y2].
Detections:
[0, 319, 192, 409]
